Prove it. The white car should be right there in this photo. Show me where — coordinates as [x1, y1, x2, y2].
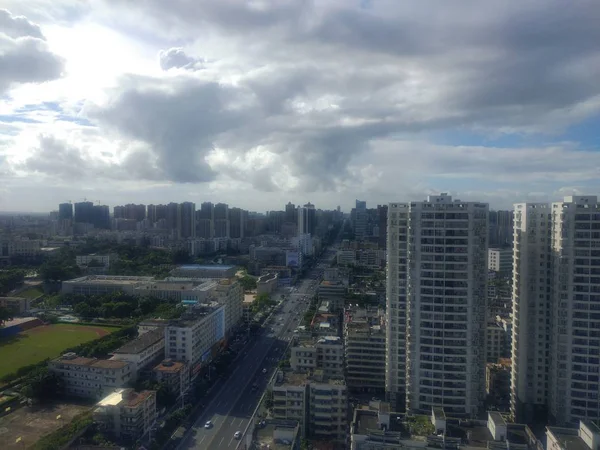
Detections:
[234, 431, 242, 439]
[204, 421, 212, 428]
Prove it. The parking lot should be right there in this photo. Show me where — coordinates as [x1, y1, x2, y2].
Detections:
[0, 401, 90, 449]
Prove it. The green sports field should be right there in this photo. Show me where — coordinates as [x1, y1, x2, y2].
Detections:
[0, 323, 119, 379]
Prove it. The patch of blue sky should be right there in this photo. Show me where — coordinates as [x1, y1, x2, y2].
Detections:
[0, 114, 41, 124]
[56, 114, 92, 126]
[15, 102, 62, 113]
[428, 129, 531, 148]
[559, 114, 600, 149]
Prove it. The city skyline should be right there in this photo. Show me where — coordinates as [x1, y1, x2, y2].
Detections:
[1, 1, 600, 212]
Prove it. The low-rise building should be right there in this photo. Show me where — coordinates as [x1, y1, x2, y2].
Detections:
[61, 275, 154, 296]
[153, 359, 190, 397]
[93, 388, 157, 441]
[271, 369, 347, 443]
[111, 329, 165, 380]
[76, 254, 117, 274]
[547, 421, 600, 450]
[351, 402, 405, 450]
[165, 303, 226, 376]
[138, 318, 171, 336]
[211, 278, 243, 336]
[257, 272, 278, 295]
[0, 296, 30, 314]
[317, 281, 347, 312]
[49, 353, 132, 400]
[290, 336, 344, 377]
[169, 264, 236, 278]
[254, 419, 301, 450]
[133, 279, 217, 302]
[344, 306, 386, 392]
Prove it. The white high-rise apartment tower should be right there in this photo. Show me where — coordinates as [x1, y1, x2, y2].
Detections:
[511, 196, 600, 426]
[386, 194, 488, 416]
[510, 203, 552, 423]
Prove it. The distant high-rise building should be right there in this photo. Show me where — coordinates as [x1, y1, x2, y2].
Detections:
[92, 205, 110, 229]
[489, 210, 514, 247]
[214, 203, 229, 238]
[58, 203, 73, 220]
[354, 200, 367, 238]
[230, 207, 247, 239]
[166, 203, 180, 237]
[147, 204, 158, 223]
[511, 196, 600, 426]
[74, 201, 95, 224]
[179, 202, 196, 239]
[298, 202, 316, 235]
[387, 194, 488, 416]
[285, 202, 297, 225]
[155, 204, 168, 222]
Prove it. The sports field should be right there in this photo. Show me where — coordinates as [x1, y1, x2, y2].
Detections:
[0, 324, 119, 379]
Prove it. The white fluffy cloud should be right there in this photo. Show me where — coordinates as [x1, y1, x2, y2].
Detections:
[0, 9, 64, 93]
[1, 0, 600, 212]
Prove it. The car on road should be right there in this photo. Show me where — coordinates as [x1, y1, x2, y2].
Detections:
[204, 420, 212, 428]
[234, 431, 242, 439]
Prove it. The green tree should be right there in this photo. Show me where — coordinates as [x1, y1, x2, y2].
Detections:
[0, 305, 14, 325]
[239, 275, 257, 291]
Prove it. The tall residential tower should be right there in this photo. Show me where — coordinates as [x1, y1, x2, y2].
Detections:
[386, 194, 488, 417]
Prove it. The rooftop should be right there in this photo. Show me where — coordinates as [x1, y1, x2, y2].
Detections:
[64, 275, 154, 285]
[54, 353, 129, 369]
[547, 426, 590, 450]
[153, 359, 186, 374]
[176, 264, 235, 270]
[97, 388, 154, 408]
[255, 419, 299, 450]
[112, 328, 163, 355]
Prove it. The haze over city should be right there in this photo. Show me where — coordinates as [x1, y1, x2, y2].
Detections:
[2, 0, 600, 212]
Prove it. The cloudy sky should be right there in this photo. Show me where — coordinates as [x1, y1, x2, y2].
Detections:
[1, 0, 599, 213]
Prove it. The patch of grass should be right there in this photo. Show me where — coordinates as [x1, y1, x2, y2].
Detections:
[13, 286, 44, 299]
[0, 324, 118, 379]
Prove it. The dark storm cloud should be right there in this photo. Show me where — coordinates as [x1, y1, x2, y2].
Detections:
[0, 9, 64, 93]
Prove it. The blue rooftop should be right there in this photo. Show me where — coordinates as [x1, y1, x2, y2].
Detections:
[177, 264, 235, 270]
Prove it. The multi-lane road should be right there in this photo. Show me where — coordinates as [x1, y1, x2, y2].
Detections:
[174, 256, 330, 450]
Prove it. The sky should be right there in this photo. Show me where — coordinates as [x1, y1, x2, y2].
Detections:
[1, 0, 600, 213]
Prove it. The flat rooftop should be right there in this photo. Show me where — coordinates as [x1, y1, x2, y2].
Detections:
[176, 264, 235, 270]
[547, 427, 589, 450]
[112, 328, 163, 355]
[53, 354, 129, 370]
[154, 359, 186, 374]
[97, 389, 154, 408]
[64, 275, 154, 285]
[255, 420, 299, 450]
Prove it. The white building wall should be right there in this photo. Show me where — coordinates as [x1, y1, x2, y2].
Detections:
[510, 203, 551, 422]
[403, 194, 488, 417]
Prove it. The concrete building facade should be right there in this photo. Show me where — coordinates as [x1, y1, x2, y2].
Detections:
[387, 194, 488, 417]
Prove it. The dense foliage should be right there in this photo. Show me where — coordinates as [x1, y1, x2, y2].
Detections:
[238, 274, 257, 291]
[46, 291, 183, 320]
[0, 305, 14, 325]
[0, 269, 25, 294]
[250, 293, 276, 314]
